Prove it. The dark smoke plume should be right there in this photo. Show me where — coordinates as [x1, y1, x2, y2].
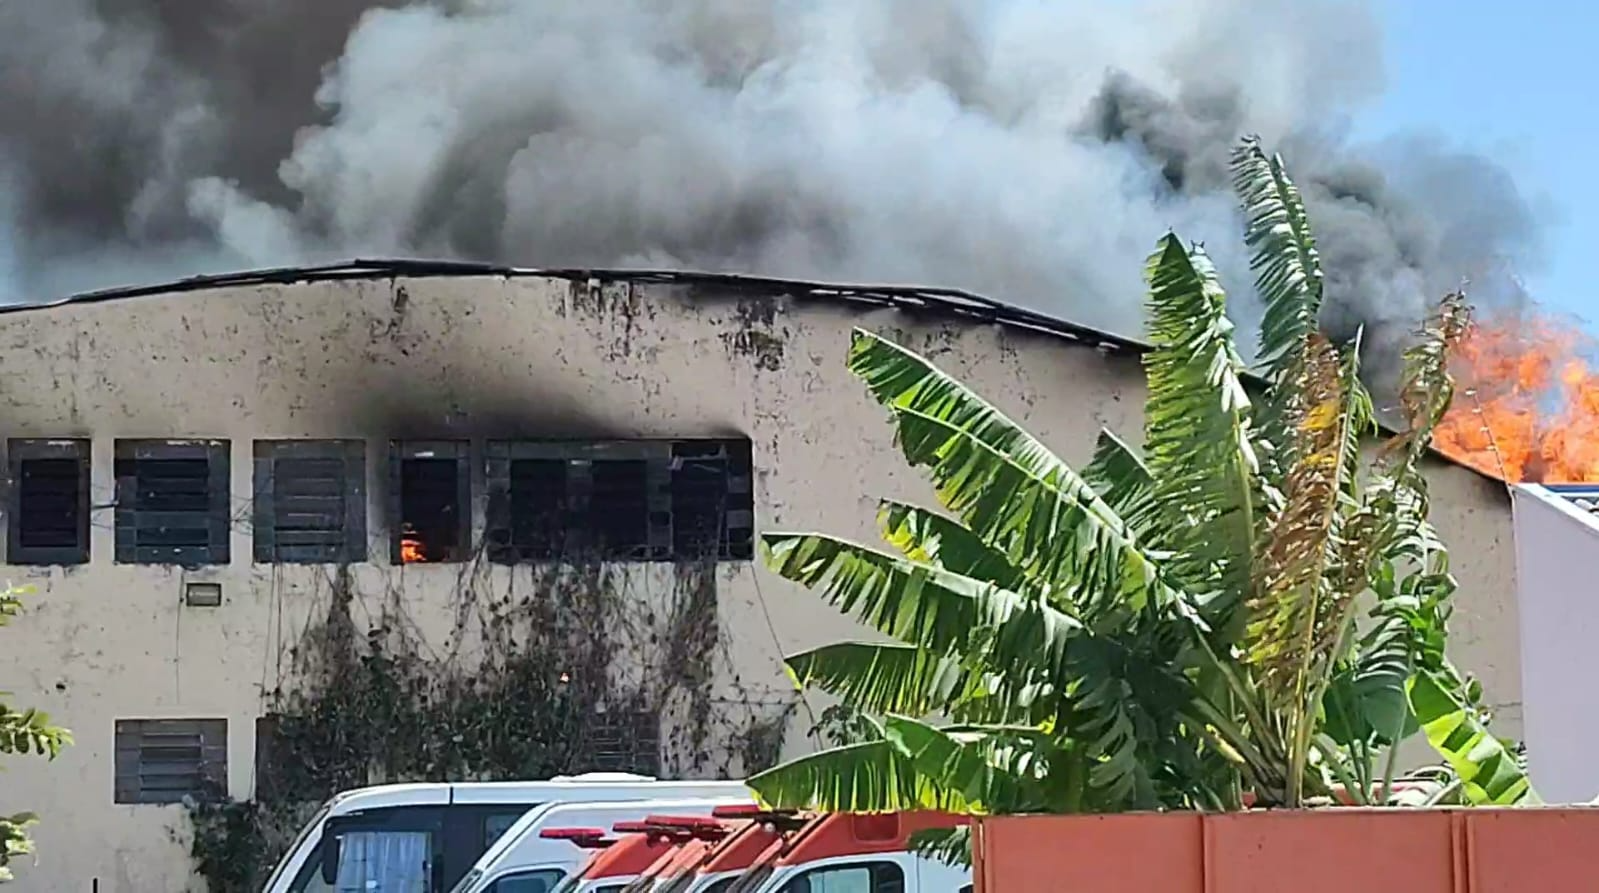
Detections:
[0, 0, 1541, 386]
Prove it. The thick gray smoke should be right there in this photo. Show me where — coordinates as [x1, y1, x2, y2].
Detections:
[0, 0, 1541, 382]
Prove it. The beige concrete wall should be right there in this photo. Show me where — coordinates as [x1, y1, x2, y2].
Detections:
[0, 274, 1517, 891]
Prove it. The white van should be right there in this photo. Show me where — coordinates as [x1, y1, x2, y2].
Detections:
[450, 796, 753, 893]
[259, 773, 750, 893]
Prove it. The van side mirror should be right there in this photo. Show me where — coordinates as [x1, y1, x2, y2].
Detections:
[320, 833, 341, 885]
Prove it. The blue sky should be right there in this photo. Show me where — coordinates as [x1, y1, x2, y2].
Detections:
[1362, 2, 1593, 324]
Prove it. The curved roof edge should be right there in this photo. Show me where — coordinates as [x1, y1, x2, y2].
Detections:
[0, 258, 1149, 354]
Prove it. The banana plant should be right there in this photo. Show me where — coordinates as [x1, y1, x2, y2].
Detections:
[747, 136, 1534, 816]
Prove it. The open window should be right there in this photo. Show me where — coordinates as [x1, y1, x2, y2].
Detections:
[7, 438, 90, 565]
[114, 439, 231, 565]
[254, 440, 367, 563]
[484, 438, 753, 563]
[389, 441, 470, 564]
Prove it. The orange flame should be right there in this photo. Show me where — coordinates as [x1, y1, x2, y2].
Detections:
[1435, 308, 1599, 483]
[400, 525, 427, 563]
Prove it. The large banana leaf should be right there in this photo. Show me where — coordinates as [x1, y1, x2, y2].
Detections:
[761, 533, 1080, 695]
[1080, 429, 1161, 541]
[747, 717, 1061, 815]
[846, 329, 1187, 623]
[784, 642, 1027, 723]
[880, 716, 1056, 813]
[746, 739, 971, 812]
[1322, 607, 1414, 748]
[764, 531, 1197, 807]
[876, 501, 1025, 591]
[1408, 670, 1537, 806]
[1231, 136, 1324, 388]
[1141, 236, 1260, 620]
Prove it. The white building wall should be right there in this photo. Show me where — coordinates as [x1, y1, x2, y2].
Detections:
[1512, 485, 1599, 804]
[0, 271, 1519, 890]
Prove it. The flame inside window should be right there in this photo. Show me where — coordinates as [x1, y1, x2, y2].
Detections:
[399, 524, 426, 563]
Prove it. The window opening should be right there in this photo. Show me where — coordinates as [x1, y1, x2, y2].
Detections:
[389, 442, 469, 564]
[114, 440, 230, 565]
[113, 718, 227, 805]
[254, 440, 367, 563]
[486, 438, 753, 563]
[7, 439, 90, 565]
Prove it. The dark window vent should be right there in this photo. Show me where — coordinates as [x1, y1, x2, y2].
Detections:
[584, 710, 662, 776]
[7, 439, 90, 565]
[253, 440, 367, 564]
[485, 438, 753, 563]
[389, 441, 470, 564]
[114, 440, 230, 565]
[113, 718, 227, 805]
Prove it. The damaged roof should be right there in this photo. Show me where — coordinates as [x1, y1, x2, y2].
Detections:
[0, 258, 1147, 353]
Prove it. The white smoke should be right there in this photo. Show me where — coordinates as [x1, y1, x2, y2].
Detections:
[0, 0, 1541, 370]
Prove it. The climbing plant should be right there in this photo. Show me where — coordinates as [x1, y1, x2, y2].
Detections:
[185, 555, 793, 892]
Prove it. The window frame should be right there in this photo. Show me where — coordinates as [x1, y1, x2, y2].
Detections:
[253, 439, 368, 564]
[583, 709, 662, 776]
[113, 717, 228, 805]
[388, 440, 471, 564]
[113, 439, 231, 565]
[777, 860, 906, 893]
[484, 437, 754, 564]
[6, 438, 91, 565]
[486, 867, 569, 892]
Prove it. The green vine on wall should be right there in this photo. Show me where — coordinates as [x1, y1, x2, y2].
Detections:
[184, 558, 794, 892]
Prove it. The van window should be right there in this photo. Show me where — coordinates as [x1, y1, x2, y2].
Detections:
[488, 868, 566, 892]
[484, 812, 527, 848]
[700, 879, 736, 893]
[338, 829, 434, 891]
[778, 863, 905, 893]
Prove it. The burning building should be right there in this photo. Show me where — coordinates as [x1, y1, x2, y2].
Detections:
[1436, 309, 1599, 484]
[0, 262, 1520, 890]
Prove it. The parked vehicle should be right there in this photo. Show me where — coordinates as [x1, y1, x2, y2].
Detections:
[657, 806, 808, 893]
[451, 798, 752, 893]
[550, 821, 689, 892]
[552, 809, 971, 893]
[727, 811, 971, 892]
[616, 815, 740, 892]
[259, 773, 750, 893]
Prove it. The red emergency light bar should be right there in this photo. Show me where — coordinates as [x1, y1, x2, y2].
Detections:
[644, 815, 725, 831]
[541, 827, 608, 841]
[710, 804, 766, 818]
[612, 821, 657, 834]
